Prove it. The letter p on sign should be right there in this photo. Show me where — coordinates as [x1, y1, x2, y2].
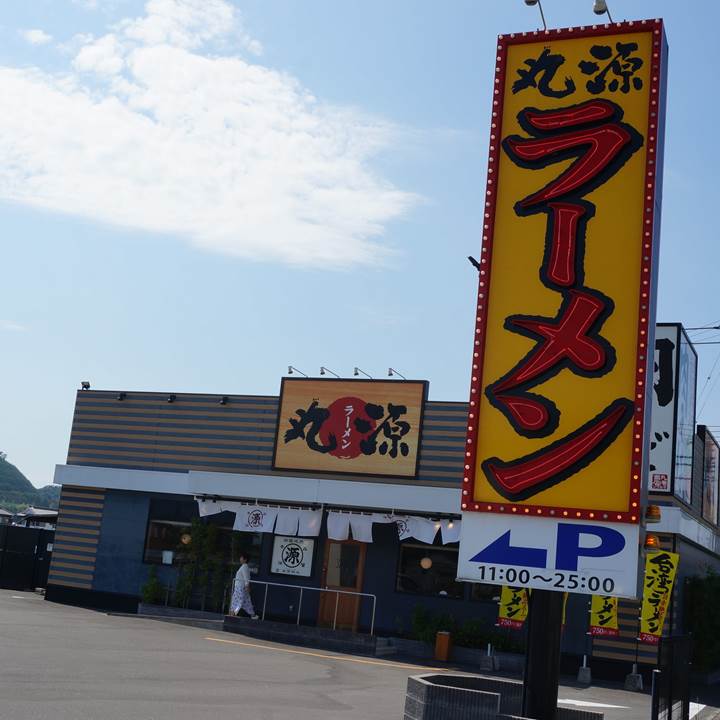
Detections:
[555, 523, 626, 571]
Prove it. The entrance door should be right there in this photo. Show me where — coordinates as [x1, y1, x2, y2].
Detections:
[318, 540, 366, 632]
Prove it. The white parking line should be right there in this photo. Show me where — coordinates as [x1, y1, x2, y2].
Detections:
[558, 699, 630, 709]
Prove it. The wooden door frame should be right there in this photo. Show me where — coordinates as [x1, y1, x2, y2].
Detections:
[318, 539, 367, 631]
[321, 538, 366, 590]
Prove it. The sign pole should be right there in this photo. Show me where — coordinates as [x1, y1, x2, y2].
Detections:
[522, 589, 564, 720]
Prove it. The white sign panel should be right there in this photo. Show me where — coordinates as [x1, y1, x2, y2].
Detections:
[271, 536, 315, 577]
[649, 325, 678, 493]
[457, 513, 640, 599]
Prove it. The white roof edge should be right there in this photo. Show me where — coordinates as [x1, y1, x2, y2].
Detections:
[53, 465, 461, 515]
[655, 505, 720, 555]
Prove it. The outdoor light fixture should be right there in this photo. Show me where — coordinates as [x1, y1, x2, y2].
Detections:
[523, 0, 547, 30]
[80, 381, 90, 390]
[167, 394, 176, 403]
[593, 0, 613, 21]
[388, 367, 407, 380]
[219, 396, 229, 405]
[447, 521, 455, 529]
[645, 505, 662, 524]
[287, 365, 308, 377]
[420, 556, 433, 570]
[116, 392, 126, 401]
[644, 533, 661, 550]
[354, 367, 373, 379]
[180, 533, 192, 545]
[320, 366, 340, 378]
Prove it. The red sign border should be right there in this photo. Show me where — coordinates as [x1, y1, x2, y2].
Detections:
[462, 19, 667, 524]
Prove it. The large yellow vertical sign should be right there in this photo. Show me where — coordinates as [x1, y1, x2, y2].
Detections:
[463, 21, 667, 522]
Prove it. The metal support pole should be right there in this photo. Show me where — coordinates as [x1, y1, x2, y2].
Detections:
[650, 668, 661, 719]
[297, 587, 303, 625]
[522, 589, 564, 720]
[333, 591, 339, 630]
[370, 596, 376, 636]
[165, 584, 170, 606]
[262, 584, 268, 621]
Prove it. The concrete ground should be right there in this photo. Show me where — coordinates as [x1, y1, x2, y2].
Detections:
[0, 589, 715, 720]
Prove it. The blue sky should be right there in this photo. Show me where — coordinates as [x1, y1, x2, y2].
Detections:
[0, 0, 718, 487]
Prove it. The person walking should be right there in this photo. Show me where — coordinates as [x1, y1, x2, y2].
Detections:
[230, 553, 259, 619]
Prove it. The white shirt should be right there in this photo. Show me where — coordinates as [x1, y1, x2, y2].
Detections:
[236, 564, 251, 588]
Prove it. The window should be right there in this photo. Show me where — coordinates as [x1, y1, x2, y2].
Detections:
[396, 543, 464, 599]
[470, 583, 501, 602]
[143, 508, 262, 570]
[144, 520, 192, 565]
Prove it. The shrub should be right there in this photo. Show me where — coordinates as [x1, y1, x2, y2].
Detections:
[410, 605, 525, 653]
[141, 566, 163, 605]
[685, 569, 720, 672]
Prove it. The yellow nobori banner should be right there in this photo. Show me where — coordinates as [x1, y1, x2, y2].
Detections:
[497, 585, 529, 629]
[463, 21, 667, 522]
[590, 595, 619, 637]
[640, 550, 679, 644]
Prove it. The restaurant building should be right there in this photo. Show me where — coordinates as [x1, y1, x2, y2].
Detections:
[47, 341, 720, 669]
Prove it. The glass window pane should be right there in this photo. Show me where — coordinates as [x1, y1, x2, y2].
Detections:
[471, 583, 501, 602]
[143, 520, 191, 564]
[326, 542, 360, 588]
[396, 544, 464, 599]
[339, 545, 360, 587]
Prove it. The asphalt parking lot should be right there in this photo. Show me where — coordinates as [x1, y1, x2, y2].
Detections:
[0, 589, 713, 720]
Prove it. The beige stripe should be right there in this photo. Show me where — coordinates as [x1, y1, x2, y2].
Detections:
[53, 542, 99, 554]
[58, 502, 104, 517]
[68, 441, 273, 459]
[55, 524, 99, 535]
[67, 448, 270, 464]
[71, 418, 275, 433]
[593, 650, 656, 663]
[71, 431, 275, 448]
[59, 507, 104, 519]
[54, 533, 99, 545]
[52, 550, 98, 562]
[421, 431, 466, 438]
[61, 490, 106, 501]
[76, 396, 277, 409]
[51, 560, 96, 572]
[55, 525, 100, 542]
[48, 579, 92, 590]
[71, 421, 274, 438]
[418, 459, 463, 469]
[73, 405, 279, 421]
[49, 568, 94, 580]
[56, 516, 101, 527]
[421, 438, 464, 446]
[59, 497, 105, 509]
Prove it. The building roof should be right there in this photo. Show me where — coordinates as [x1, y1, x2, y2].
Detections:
[65, 389, 467, 489]
[19, 506, 58, 518]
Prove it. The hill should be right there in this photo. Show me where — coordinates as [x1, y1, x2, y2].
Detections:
[0, 454, 60, 512]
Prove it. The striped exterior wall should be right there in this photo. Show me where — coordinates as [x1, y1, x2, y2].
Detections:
[48, 486, 106, 590]
[591, 534, 675, 665]
[66, 391, 467, 488]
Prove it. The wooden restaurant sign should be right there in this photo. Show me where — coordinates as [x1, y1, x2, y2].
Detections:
[273, 378, 428, 478]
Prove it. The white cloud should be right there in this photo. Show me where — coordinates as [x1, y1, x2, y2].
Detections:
[0, 0, 415, 268]
[20, 29, 53, 46]
[0, 321, 27, 332]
